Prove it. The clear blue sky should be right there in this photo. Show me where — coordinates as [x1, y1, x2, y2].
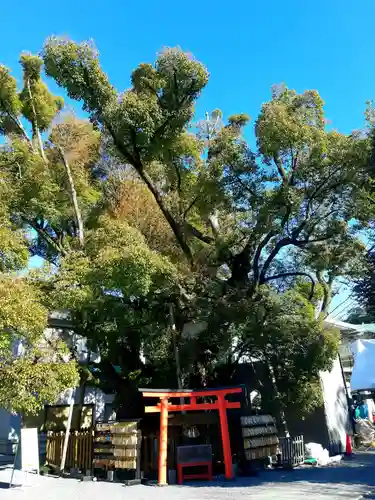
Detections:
[2, 0, 373, 314]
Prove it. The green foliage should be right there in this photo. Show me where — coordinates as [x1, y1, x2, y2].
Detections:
[0, 276, 79, 414]
[229, 288, 339, 415]
[46, 41, 209, 165]
[0, 276, 46, 350]
[228, 113, 251, 128]
[0, 65, 23, 135]
[0, 358, 78, 415]
[50, 216, 177, 310]
[0, 184, 29, 271]
[42, 38, 116, 118]
[19, 54, 64, 132]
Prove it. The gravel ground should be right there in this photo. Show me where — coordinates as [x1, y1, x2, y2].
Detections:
[1, 453, 375, 499]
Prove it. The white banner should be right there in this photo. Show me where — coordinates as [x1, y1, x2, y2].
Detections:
[20, 428, 39, 473]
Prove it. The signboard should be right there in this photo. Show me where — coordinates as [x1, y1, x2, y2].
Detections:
[20, 428, 39, 473]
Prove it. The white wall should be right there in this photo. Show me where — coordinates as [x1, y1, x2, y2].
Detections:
[56, 387, 115, 421]
[320, 357, 351, 451]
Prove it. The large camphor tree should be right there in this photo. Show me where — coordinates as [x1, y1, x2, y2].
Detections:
[0, 38, 371, 424]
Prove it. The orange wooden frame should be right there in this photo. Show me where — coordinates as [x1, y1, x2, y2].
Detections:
[140, 387, 242, 485]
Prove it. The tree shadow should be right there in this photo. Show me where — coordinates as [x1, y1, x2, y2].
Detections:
[179, 453, 375, 489]
[0, 481, 22, 489]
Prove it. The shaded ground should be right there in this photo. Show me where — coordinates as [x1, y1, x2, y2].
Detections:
[1, 452, 375, 499]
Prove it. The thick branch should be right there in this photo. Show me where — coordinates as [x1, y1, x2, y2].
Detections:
[228, 241, 253, 286]
[305, 169, 341, 217]
[105, 123, 209, 263]
[273, 153, 288, 184]
[264, 272, 316, 300]
[185, 222, 214, 244]
[147, 75, 197, 149]
[230, 167, 257, 197]
[208, 211, 220, 238]
[289, 149, 299, 185]
[183, 196, 198, 219]
[173, 161, 182, 195]
[7, 113, 34, 149]
[253, 231, 278, 284]
[294, 233, 335, 246]
[24, 216, 67, 257]
[258, 237, 291, 285]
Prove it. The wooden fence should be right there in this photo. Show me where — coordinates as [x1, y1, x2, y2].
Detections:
[46, 430, 94, 472]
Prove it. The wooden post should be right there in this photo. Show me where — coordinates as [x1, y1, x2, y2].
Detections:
[158, 397, 169, 485]
[217, 395, 233, 480]
[60, 388, 75, 473]
[136, 430, 142, 480]
[74, 431, 78, 469]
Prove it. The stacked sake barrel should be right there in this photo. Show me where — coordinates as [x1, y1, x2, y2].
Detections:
[93, 421, 141, 470]
[241, 415, 279, 460]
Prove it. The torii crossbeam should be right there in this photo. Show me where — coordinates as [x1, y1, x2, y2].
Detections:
[140, 387, 242, 485]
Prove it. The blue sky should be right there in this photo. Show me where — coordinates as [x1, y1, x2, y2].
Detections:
[2, 0, 374, 315]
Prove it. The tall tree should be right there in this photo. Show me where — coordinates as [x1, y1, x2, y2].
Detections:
[0, 55, 95, 413]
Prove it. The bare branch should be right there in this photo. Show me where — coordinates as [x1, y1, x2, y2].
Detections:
[7, 113, 34, 149]
[26, 77, 46, 161]
[56, 145, 85, 248]
[183, 196, 198, 219]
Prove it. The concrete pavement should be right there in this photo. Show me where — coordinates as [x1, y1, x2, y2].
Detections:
[1, 452, 375, 499]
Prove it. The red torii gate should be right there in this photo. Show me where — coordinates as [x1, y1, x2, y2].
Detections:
[140, 387, 242, 485]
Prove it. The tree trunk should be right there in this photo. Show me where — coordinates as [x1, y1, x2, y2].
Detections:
[32, 122, 46, 162]
[58, 147, 85, 248]
[317, 271, 333, 316]
[266, 358, 290, 437]
[76, 382, 87, 429]
[169, 304, 183, 392]
[26, 78, 46, 162]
